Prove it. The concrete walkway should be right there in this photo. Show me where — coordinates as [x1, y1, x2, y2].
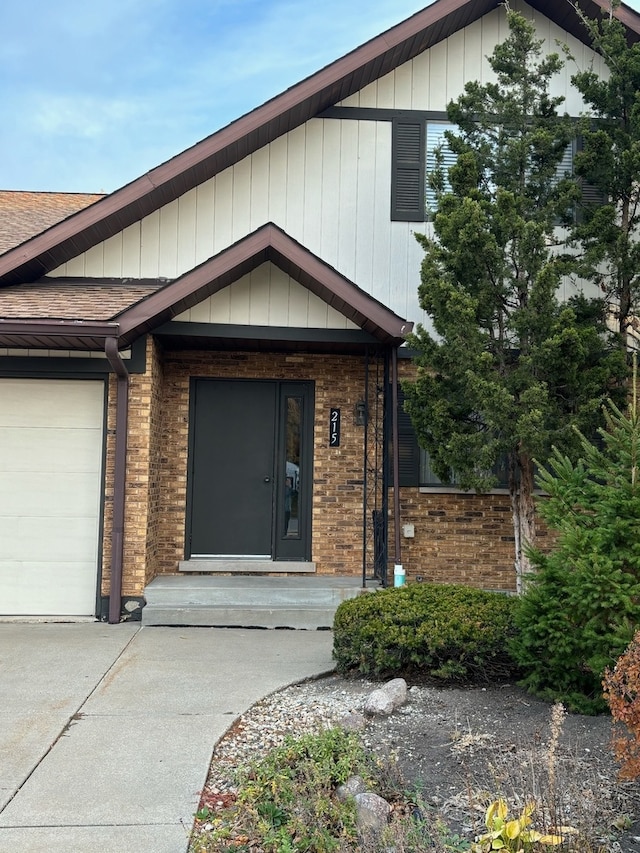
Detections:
[0, 623, 335, 853]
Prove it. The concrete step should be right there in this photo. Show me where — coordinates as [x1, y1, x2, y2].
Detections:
[142, 605, 338, 629]
[141, 575, 366, 629]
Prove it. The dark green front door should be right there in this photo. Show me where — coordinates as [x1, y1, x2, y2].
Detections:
[187, 379, 313, 560]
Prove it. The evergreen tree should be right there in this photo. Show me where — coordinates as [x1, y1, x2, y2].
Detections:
[403, 6, 626, 590]
[511, 377, 640, 713]
[567, 0, 640, 345]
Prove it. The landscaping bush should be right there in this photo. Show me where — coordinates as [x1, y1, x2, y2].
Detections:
[332, 582, 519, 682]
[603, 629, 640, 780]
[509, 395, 640, 714]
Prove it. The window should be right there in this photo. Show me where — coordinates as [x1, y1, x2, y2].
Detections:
[425, 121, 457, 214]
[390, 116, 604, 223]
[392, 386, 510, 491]
[420, 448, 510, 491]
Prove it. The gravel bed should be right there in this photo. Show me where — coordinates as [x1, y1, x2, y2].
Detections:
[193, 672, 640, 852]
[204, 674, 376, 790]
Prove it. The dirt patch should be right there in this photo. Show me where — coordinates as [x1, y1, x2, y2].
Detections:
[352, 677, 640, 851]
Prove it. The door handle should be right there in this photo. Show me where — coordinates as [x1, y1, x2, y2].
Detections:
[264, 477, 271, 483]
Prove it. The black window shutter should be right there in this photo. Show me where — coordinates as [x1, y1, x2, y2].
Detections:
[391, 117, 426, 222]
[391, 386, 420, 487]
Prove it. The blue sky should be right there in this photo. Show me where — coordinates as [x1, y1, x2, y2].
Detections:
[0, 0, 429, 193]
[1, 0, 638, 194]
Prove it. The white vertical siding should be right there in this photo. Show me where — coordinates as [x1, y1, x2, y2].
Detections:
[286, 125, 307, 240]
[49, 0, 608, 332]
[195, 180, 215, 263]
[174, 262, 359, 330]
[140, 210, 160, 278]
[177, 189, 198, 274]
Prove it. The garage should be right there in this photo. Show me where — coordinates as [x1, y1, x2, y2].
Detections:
[0, 378, 105, 616]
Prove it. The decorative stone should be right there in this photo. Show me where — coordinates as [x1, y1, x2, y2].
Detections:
[364, 688, 395, 716]
[383, 678, 408, 708]
[353, 792, 392, 830]
[336, 775, 367, 801]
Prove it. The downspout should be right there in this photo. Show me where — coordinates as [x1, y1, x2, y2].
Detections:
[105, 337, 129, 624]
[391, 346, 402, 574]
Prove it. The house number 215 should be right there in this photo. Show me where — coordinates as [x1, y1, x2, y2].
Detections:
[329, 408, 340, 447]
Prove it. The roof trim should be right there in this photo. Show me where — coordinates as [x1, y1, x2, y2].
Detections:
[115, 222, 412, 346]
[0, 319, 119, 351]
[1, 0, 638, 286]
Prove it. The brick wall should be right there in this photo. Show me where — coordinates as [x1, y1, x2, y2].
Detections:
[391, 489, 516, 590]
[103, 341, 545, 599]
[144, 348, 371, 583]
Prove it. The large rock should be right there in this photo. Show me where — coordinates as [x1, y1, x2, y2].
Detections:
[336, 775, 367, 802]
[384, 678, 408, 708]
[364, 688, 395, 716]
[364, 678, 408, 716]
[353, 792, 391, 830]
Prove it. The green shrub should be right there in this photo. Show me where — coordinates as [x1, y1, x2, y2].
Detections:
[193, 727, 375, 852]
[332, 582, 519, 682]
[510, 396, 640, 714]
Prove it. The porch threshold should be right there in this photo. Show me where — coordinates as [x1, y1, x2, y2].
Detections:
[178, 559, 316, 573]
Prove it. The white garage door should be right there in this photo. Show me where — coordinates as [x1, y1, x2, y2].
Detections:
[0, 378, 105, 616]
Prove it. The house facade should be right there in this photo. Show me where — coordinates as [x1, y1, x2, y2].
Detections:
[1, 0, 637, 622]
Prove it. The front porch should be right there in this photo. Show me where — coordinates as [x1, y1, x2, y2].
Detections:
[141, 575, 372, 629]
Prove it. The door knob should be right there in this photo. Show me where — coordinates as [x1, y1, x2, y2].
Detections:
[264, 477, 271, 483]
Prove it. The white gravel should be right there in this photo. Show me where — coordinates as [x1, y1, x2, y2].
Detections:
[207, 674, 378, 786]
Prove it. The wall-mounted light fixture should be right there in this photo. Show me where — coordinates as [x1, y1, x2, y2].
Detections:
[355, 399, 368, 427]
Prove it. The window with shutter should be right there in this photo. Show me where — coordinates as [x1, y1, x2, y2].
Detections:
[391, 117, 607, 224]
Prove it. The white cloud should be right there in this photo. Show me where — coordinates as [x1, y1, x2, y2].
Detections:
[32, 95, 143, 139]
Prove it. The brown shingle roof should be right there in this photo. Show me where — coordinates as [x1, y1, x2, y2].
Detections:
[0, 191, 104, 255]
[0, 278, 163, 321]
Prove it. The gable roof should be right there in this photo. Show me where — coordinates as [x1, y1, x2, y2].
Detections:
[0, 223, 412, 350]
[0, 191, 103, 255]
[1, 0, 637, 289]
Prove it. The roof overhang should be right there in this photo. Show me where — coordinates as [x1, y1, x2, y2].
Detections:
[0, 0, 637, 287]
[0, 319, 119, 350]
[0, 224, 412, 350]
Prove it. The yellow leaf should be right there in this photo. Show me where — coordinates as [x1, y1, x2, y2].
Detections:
[538, 834, 565, 845]
[486, 799, 508, 827]
[505, 819, 521, 839]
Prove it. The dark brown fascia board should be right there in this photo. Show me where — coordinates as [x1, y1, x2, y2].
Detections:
[4, 0, 637, 287]
[0, 319, 119, 350]
[0, 319, 119, 337]
[115, 223, 412, 345]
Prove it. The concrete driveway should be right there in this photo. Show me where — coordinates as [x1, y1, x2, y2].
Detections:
[0, 622, 334, 853]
